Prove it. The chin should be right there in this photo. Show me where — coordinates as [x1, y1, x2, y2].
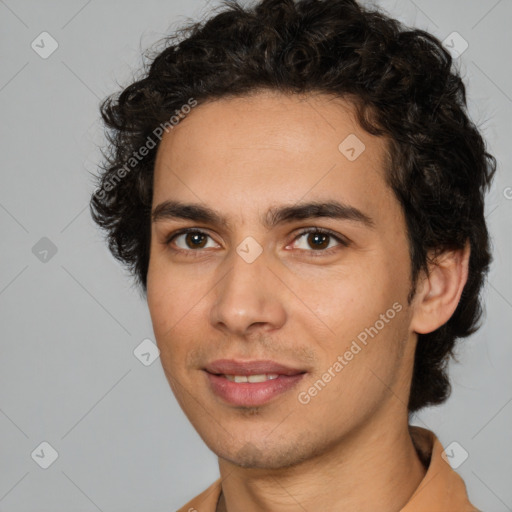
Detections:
[212, 434, 317, 470]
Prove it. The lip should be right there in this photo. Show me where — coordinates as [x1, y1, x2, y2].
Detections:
[204, 359, 304, 376]
[204, 359, 306, 407]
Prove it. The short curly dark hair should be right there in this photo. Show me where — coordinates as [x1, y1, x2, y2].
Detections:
[90, 0, 496, 412]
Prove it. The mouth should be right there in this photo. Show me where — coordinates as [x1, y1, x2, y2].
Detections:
[203, 359, 306, 407]
[223, 373, 280, 383]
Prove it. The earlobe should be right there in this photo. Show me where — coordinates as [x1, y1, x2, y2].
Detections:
[410, 241, 470, 335]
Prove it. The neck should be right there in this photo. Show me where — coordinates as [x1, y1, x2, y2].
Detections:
[216, 410, 426, 512]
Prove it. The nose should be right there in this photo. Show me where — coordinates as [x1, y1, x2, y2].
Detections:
[209, 248, 287, 337]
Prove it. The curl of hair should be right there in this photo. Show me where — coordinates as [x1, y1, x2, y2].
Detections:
[90, 0, 496, 412]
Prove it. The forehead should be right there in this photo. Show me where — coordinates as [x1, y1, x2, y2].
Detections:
[152, 91, 395, 226]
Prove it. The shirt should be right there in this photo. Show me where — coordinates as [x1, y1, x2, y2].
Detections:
[177, 426, 479, 512]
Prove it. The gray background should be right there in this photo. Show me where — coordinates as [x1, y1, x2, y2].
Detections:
[0, 0, 511, 510]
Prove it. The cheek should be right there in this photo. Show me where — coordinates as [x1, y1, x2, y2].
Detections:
[297, 311, 410, 426]
[289, 261, 400, 341]
[147, 271, 187, 365]
[147, 256, 205, 332]
[147, 261, 217, 374]
[289, 262, 411, 387]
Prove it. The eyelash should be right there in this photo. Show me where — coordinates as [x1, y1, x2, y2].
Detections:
[163, 227, 349, 258]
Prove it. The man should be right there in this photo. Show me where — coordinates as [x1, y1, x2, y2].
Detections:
[90, 0, 496, 510]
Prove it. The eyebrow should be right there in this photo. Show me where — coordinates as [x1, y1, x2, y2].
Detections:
[151, 200, 375, 230]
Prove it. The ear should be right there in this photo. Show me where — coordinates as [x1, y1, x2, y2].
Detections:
[410, 241, 470, 335]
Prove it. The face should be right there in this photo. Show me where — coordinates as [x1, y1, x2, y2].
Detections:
[147, 90, 419, 469]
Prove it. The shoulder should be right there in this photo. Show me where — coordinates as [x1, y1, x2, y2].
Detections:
[176, 479, 222, 512]
[403, 426, 479, 512]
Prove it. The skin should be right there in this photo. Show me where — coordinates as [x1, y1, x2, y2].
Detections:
[146, 90, 470, 511]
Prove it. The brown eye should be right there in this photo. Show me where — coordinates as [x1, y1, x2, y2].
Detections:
[306, 232, 330, 250]
[169, 230, 219, 251]
[184, 232, 208, 249]
[291, 229, 346, 253]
